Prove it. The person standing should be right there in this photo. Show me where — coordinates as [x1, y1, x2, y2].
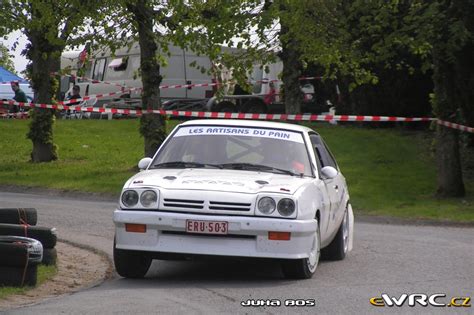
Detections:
[65, 85, 82, 118]
[264, 81, 277, 105]
[10, 81, 28, 114]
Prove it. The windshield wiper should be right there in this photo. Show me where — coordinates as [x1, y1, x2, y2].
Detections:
[151, 161, 223, 169]
[220, 163, 299, 176]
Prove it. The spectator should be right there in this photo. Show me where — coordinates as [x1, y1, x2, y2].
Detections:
[10, 81, 27, 113]
[65, 85, 82, 118]
[67, 85, 82, 105]
[264, 81, 277, 105]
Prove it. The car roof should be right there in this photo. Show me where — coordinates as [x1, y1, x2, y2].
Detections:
[180, 119, 317, 134]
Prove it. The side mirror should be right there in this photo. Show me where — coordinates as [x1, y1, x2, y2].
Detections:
[138, 157, 152, 170]
[321, 166, 338, 179]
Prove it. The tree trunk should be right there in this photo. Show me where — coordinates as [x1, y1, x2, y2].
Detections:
[128, 0, 167, 158]
[432, 51, 465, 197]
[435, 126, 465, 197]
[279, 25, 303, 114]
[455, 42, 474, 147]
[26, 27, 60, 162]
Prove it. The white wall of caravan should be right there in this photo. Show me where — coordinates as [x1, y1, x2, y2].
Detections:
[183, 53, 213, 99]
[61, 44, 214, 101]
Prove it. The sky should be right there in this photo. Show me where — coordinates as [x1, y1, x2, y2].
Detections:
[3, 30, 29, 75]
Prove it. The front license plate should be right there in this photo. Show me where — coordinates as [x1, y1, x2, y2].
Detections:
[186, 220, 228, 235]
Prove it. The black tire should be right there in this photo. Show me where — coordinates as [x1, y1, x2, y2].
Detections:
[214, 101, 235, 112]
[0, 265, 38, 287]
[0, 208, 37, 225]
[242, 100, 266, 113]
[322, 208, 349, 261]
[281, 222, 320, 279]
[42, 248, 57, 266]
[0, 224, 57, 249]
[0, 242, 29, 267]
[114, 240, 152, 278]
[0, 236, 43, 266]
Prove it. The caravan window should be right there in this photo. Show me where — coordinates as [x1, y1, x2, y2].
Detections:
[109, 57, 128, 72]
[92, 58, 106, 81]
[107, 58, 128, 80]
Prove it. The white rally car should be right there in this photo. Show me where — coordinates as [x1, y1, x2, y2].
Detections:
[113, 119, 354, 279]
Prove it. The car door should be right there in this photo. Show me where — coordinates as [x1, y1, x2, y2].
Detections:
[310, 134, 345, 234]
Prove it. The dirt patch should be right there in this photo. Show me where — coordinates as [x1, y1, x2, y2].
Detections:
[0, 241, 112, 311]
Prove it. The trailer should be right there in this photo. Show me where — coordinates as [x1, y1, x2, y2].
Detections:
[60, 43, 217, 104]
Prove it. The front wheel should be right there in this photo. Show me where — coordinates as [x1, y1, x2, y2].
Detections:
[322, 207, 350, 261]
[114, 240, 152, 278]
[281, 221, 320, 279]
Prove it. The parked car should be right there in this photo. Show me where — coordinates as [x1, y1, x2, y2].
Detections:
[113, 119, 354, 279]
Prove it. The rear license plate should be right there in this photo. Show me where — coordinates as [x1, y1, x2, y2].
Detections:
[186, 220, 228, 235]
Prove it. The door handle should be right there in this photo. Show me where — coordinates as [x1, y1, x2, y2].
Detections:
[334, 185, 338, 190]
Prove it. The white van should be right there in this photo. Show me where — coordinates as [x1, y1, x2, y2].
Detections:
[60, 43, 216, 103]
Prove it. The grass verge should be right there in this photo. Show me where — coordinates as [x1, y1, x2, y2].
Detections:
[0, 264, 57, 299]
[0, 119, 473, 222]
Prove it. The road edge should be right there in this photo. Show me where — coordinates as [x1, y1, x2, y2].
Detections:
[1, 184, 473, 228]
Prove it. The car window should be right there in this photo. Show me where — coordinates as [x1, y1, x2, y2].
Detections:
[310, 134, 337, 169]
[152, 126, 313, 176]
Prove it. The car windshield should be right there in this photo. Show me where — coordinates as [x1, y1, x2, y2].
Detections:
[150, 125, 312, 176]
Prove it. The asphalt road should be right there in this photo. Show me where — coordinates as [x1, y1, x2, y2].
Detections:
[1, 191, 473, 315]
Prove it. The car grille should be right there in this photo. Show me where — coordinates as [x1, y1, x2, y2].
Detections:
[209, 201, 251, 211]
[163, 198, 204, 209]
[160, 193, 254, 214]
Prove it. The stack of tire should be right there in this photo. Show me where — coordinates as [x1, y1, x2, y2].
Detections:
[0, 208, 57, 287]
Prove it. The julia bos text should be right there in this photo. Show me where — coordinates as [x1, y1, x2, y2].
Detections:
[241, 299, 316, 307]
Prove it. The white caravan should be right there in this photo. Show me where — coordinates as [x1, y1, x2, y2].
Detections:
[60, 43, 216, 102]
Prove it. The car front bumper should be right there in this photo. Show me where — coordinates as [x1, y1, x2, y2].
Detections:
[114, 210, 317, 260]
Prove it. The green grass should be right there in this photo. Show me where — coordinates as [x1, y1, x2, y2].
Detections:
[0, 265, 57, 299]
[308, 123, 474, 222]
[0, 119, 473, 222]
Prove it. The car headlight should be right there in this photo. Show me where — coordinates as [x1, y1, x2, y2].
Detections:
[121, 190, 139, 207]
[258, 197, 276, 214]
[140, 190, 157, 208]
[278, 198, 295, 216]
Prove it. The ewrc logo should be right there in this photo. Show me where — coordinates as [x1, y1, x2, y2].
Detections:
[370, 294, 471, 307]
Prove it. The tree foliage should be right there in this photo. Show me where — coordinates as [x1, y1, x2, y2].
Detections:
[0, 0, 108, 162]
[88, 0, 272, 155]
[0, 44, 16, 74]
[250, 0, 471, 197]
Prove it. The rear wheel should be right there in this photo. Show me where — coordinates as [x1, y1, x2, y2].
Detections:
[113, 240, 152, 278]
[322, 207, 349, 261]
[214, 101, 235, 113]
[243, 100, 266, 113]
[281, 221, 320, 279]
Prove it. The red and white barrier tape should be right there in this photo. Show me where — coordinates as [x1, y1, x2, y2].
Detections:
[52, 72, 225, 90]
[57, 88, 141, 105]
[52, 73, 131, 89]
[2, 99, 472, 132]
[0, 111, 29, 119]
[437, 120, 474, 133]
[52, 73, 321, 91]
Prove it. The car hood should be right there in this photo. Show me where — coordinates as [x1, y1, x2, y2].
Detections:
[125, 168, 312, 195]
